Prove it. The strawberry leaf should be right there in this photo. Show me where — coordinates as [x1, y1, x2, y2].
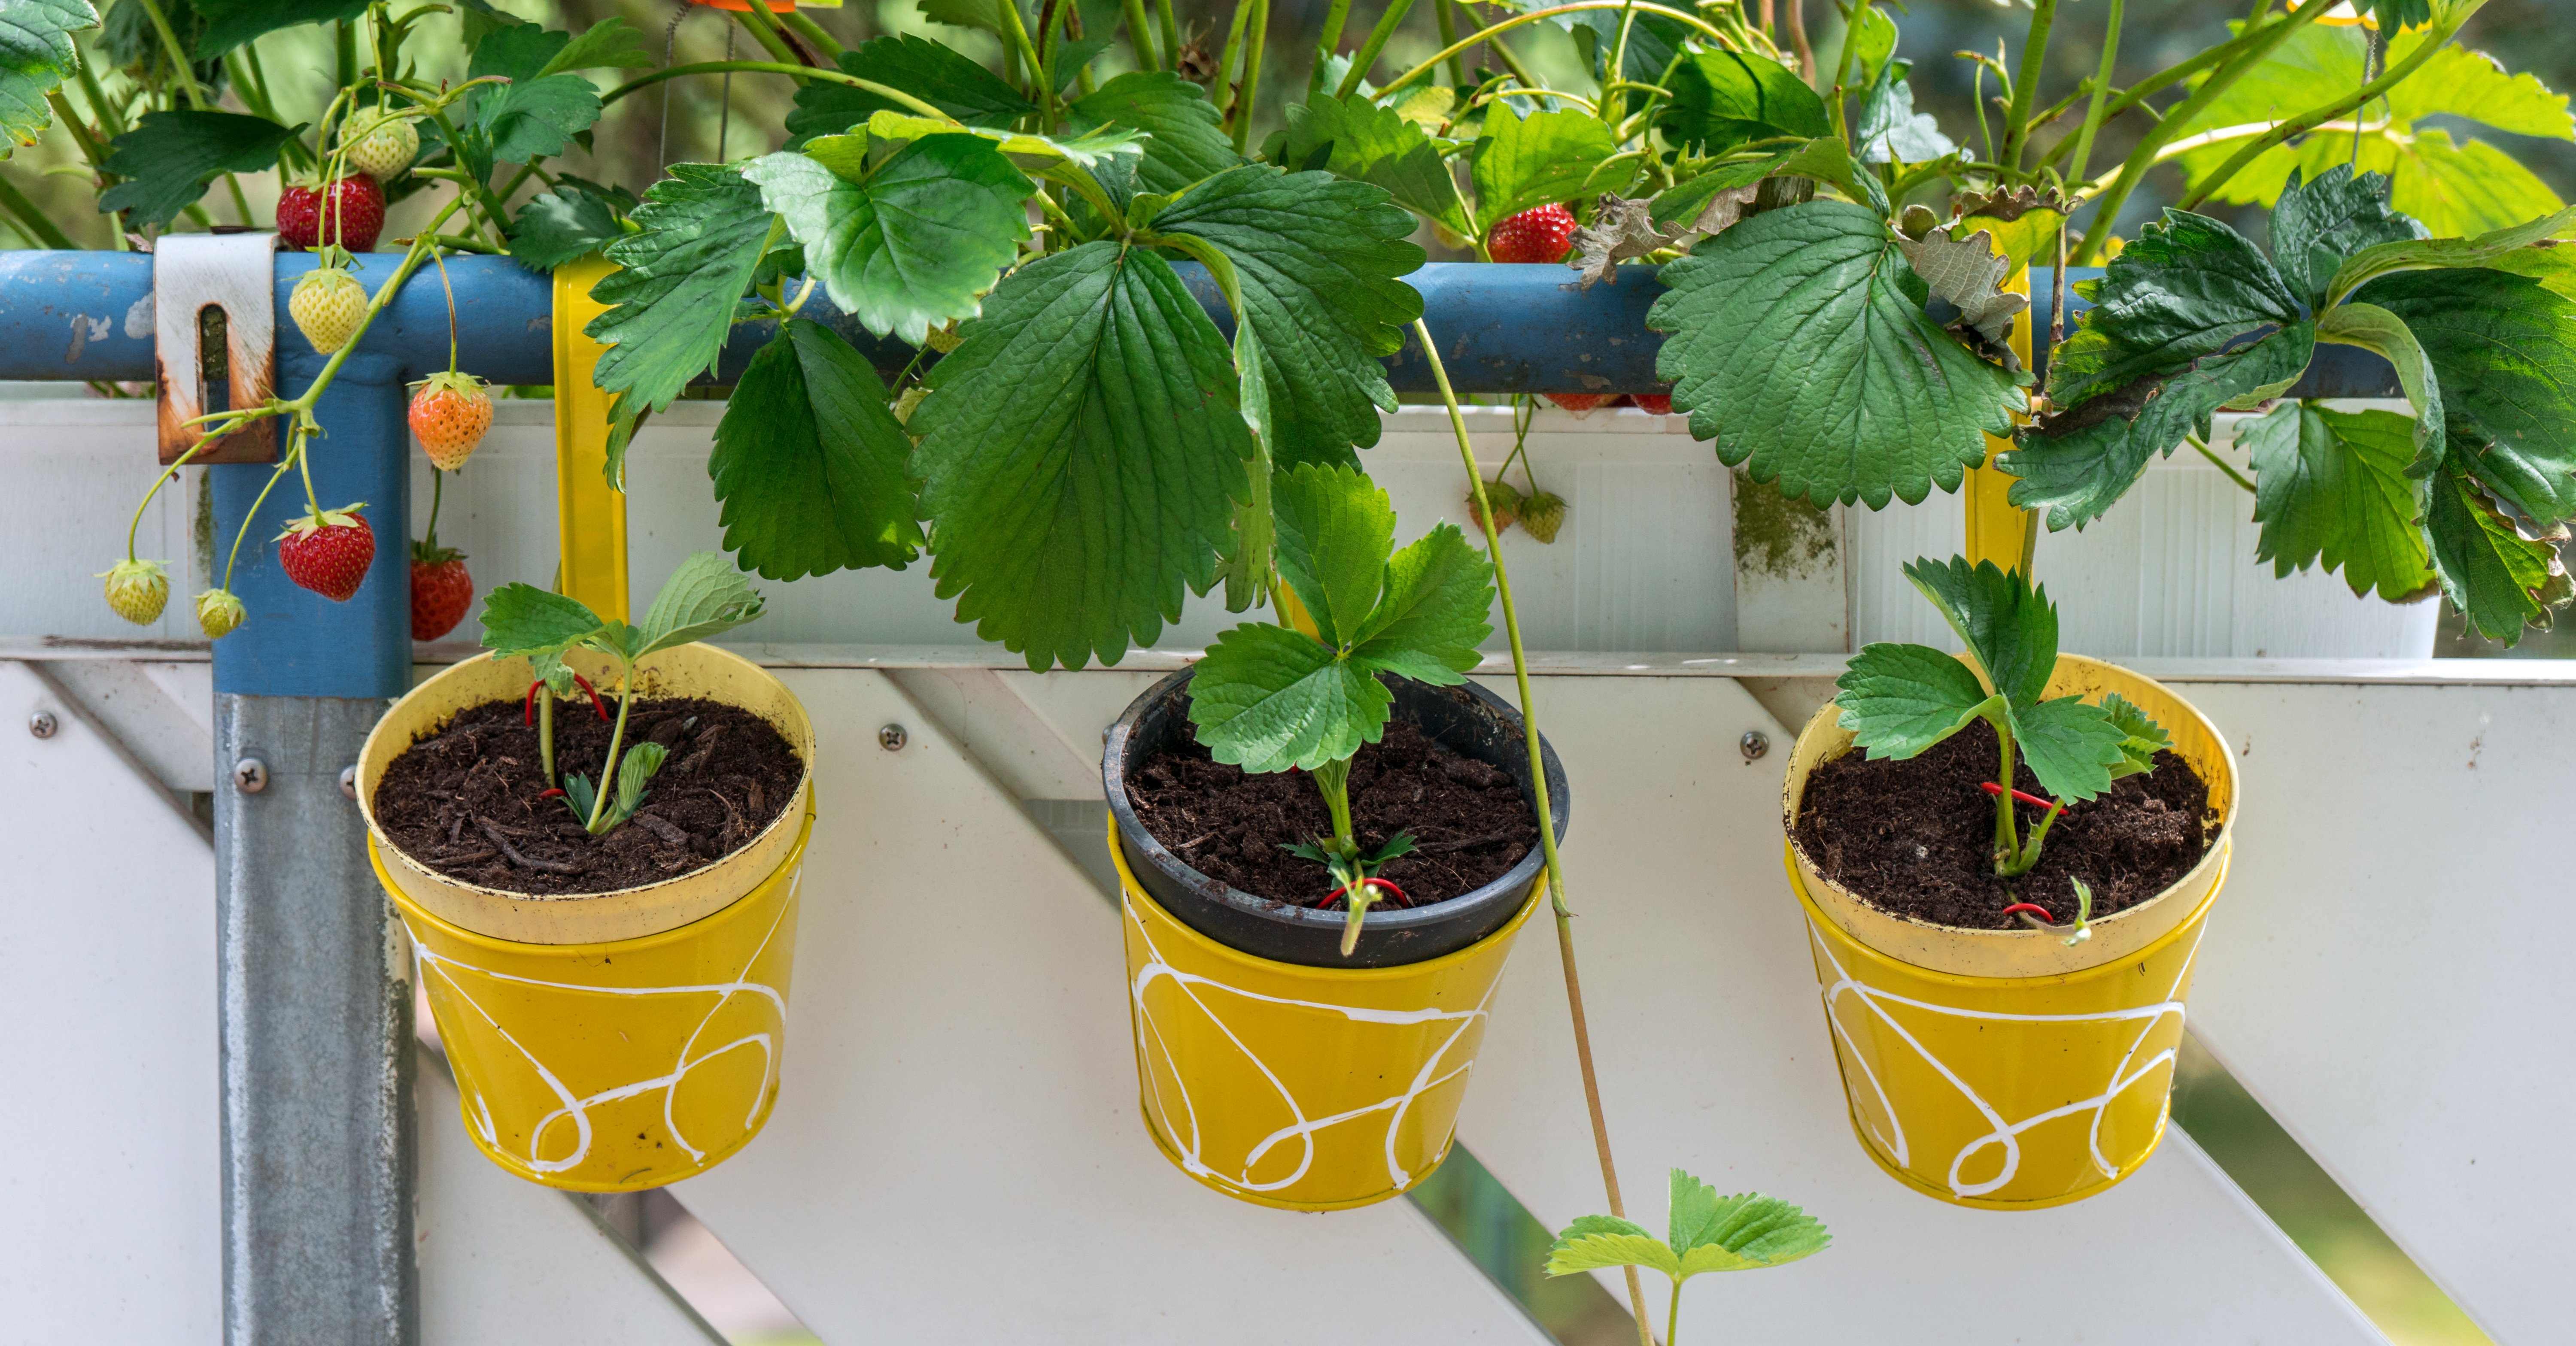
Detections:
[1349, 523, 1490, 683]
[785, 34, 1035, 147]
[2045, 210, 2302, 409]
[0, 0, 89, 157]
[192, 0, 361, 55]
[1649, 200, 2023, 509]
[1855, 58, 1953, 166]
[1270, 459, 1394, 646]
[97, 109, 298, 227]
[2239, 403, 2435, 602]
[1546, 1171, 1828, 1286]
[474, 73, 600, 164]
[1832, 642, 2003, 762]
[1276, 94, 1470, 239]
[480, 583, 606, 659]
[911, 241, 1252, 670]
[1470, 103, 1617, 232]
[2100, 693, 2170, 782]
[507, 182, 624, 270]
[1150, 165, 1424, 470]
[2009, 694, 2130, 804]
[1900, 555, 2057, 708]
[2315, 301, 2445, 468]
[744, 135, 1031, 344]
[712, 319, 924, 581]
[635, 550, 765, 656]
[1656, 48, 1829, 158]
[2351, 266, 2576, 527]
[1544, 1217, 1680, 1278]
[2427, 467, 2570, 645]
[1066, 72, 1236, 195]
[1188, 621, 1385, 773]
[2268, 165, 2425, 312]
[586, 164, 779, 484]
[2006, 322, 2317, 532]
[537, 16, 653, 75]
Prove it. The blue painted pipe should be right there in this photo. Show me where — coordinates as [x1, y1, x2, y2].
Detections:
[0, 250, 2402, 398]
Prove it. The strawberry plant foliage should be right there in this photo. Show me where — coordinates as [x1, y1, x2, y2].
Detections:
[785, 34, 1035, 148]
[1063, 73, 1236, 196]
[1837, 557, 2164, 878]
[1547, 1169, 1828, 1344]
[710, 318, 923, 582]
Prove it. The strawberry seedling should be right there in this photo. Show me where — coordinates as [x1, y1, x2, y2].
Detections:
[1546, 1168, 1829, 1346]
[1187, 463, 1495, 955]
[479, 552, 765, 836]
[1833, 556, 2169, 879]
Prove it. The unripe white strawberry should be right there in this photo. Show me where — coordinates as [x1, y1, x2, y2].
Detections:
[194, 587, 246, 638]
[99, 558, 169, 624]
[343, 110, 419, 182]
[291, 267, 369, 354]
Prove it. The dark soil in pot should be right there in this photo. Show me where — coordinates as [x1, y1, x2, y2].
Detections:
[1792, 718, 2216, 931]
[372, 695, 802, 895]
[1125, 721, 1537, 906]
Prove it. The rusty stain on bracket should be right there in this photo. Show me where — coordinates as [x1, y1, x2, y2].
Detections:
[154, 231, 279, 465]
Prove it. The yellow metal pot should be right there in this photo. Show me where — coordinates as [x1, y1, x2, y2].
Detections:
[1110, 819, 1545, 1212]
[358, 644, 816, 1191]
[1782, 655, 2238, 1209]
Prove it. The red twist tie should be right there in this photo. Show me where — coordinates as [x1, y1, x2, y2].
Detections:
[2001, 902, 2054, 921]
[536, 788, 566, 801]
[1320, 876, 1410, 912]
[571, 673, 611, 721]
[523, 681, 541, 726]
[1979, 781, 2059, 811]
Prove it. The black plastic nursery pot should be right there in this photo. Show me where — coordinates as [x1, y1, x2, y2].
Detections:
[1102, 667, 1568, 1210]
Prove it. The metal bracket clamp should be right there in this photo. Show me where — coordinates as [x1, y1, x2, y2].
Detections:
[153, 231, 280, 465]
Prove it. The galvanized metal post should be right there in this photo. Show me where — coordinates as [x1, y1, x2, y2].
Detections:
[211, 251, 419, 1346]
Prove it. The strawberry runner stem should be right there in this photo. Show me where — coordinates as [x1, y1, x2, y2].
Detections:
[1412, 318, 1654, 1346]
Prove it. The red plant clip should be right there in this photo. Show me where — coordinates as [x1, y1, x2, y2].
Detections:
[2001, 902, 2054, 921]
[1320, 877, 1410, 911]
[536, 787, 566, 801]
[570, 672, 611, 721]
[523, 680, 541, 726]
[1980, 781, 2059, 811]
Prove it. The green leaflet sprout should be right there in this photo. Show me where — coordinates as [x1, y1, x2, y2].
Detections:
[1187, 463, 1495, 956]
[1833, 556, 2169, 879]
[478, 552, 766, 835]
[1546, 1168, 1830, 1346]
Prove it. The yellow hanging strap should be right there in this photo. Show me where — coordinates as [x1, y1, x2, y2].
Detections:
[551, 258, 629, 623]
[1962, 268, 2038, 575]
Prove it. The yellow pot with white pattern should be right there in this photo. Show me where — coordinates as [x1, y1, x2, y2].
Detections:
[358, 645, 815, 1191]
[1104, 668, 1567, 1211]
[1782, 655, 2238, 1209]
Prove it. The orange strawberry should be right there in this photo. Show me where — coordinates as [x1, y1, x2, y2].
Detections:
[410, 540, 473, 641]
[276, 504, 375, 602]
[409, 371, 493, 470]
[1628, 393, 1673, 414]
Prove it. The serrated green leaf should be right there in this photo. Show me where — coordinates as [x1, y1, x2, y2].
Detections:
[637, 550, 765, 655]
[468, 17, 563, 81]
[192, 0, 358, 54]
[1650, 152, 1792, 230]
[97, 109, 295, 227]
[1278, 94, 1470, 238]
[2010, 694, 2130, 804]
[0, 0, 89, 156]
[912, 242, 1252, 671]
[608, 739, 667, 825]
[1352, 522, 1491, 683]
[2048, 210, 2300, 408]
[2355, 266, 2576, 524]
[919, 0, 1012, 31]
[1902, 555, 2057, 707]
[477, 72, 601, 164]
[1187, 622, 1387, 773]
[1833, 643, 2002, 763]
[711, 319, 923, 582]
[743, 136, 1030, 344]
[1469, 103, 1614, 232]
[1855, 58, 1953, 166]
[2099, 691, 2171, 781]
[784, 34, 1034, 147]
[1150, 165, 1424, 469]
[1773, 136, 1887, 216]
[2007, 321, 2318, 531]
[1649, 200, 2023, 509]
[1552, 2, 1690, 87]
[1665, 1172, 1832, 1274]
[586, 164, 778, 481]
[538, 15, 651, 76]
[2323, 204, 2576, 306]
[1544, 1221, 1680, 1278]
[2240, 402, 2435, 601]
[2316, 301, 2444, 468]
[1066, 72, 1237, 195]
[507, 183, 624, 270]
[1657, 48, 1828, 158]
[480, 583, 605, 658]
[2270, 165, 2425, 310]
[1270, 461, 1392, 646]
[2427, 467, 2564, 643]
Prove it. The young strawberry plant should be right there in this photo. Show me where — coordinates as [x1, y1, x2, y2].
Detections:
[1546, 1168, 1829, 1346]
[1185, 462, 1494, 955]
[1834, 556, 2169, 879]
[477, 552, 765, 836]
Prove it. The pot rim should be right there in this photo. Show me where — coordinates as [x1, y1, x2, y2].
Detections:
[358, 645, 814, 907]
[1781, 653, 2238, 960]
[1104, 666, 1567, 944]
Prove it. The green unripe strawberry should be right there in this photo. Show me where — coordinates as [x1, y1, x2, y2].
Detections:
[291, 267, 369, 354]
[343, 111, 419, 182]
[195, 588, 246, 639]
[99, 558, 169, 625]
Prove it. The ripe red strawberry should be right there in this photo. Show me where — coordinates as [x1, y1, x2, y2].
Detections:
[276, 504, 375, 602]
[409, 371, 493, 470]
[278, 175, 385, 252]
[1488, 203, 1578, 264]
[1545, 392, 1610, 414]
[410, 540, 473, 640]
[1628, 393, 1673, 414]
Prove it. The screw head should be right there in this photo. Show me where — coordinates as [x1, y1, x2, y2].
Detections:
[28, 709, 58, 739]
[338, 764, 358, 799]
[233, 757, 268, 793]
[1739, 730, 1770, 761]
[878, 723, 908, 752]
